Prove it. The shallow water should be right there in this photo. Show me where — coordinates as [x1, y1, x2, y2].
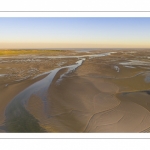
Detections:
[120, 60, 150, 66]
[5, 59, 85, 115]
[114, 65, 120, 72]
[145, 73, 150, 83]
[124, 66, 136, 68]
[3, 52, 115, 132]
[0, 74, 6, 77]
[4, 59, 85, 132]
[0, 52, 114, 59]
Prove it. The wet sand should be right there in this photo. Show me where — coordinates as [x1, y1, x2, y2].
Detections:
[0, 74, 49, 129]
[1, 49, 150, 132]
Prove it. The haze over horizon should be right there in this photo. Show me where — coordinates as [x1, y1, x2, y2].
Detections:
[0, 17, 150, 49]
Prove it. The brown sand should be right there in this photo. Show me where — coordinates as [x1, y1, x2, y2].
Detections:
[27, 49, 150, 132]
[26, 73, 121, 132]
[1, 49, 150, 132]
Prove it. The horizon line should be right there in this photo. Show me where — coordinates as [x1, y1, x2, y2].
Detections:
[0, 48, 150, 50]
[0, 47, 150, 50]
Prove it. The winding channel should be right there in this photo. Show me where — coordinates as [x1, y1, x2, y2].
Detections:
[3, 52, 114, 132]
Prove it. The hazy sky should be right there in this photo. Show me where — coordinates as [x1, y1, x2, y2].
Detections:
[0, 17, 150, 49]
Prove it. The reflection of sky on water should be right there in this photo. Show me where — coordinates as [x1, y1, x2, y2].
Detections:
[145, 74, 150, 83]
[5, 59, 85, 118]
[120, 60, 150, 66]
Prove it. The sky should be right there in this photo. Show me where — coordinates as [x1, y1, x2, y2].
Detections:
[0, 17, 150, 49]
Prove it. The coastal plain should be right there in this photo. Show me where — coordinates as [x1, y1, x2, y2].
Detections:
[1, 49, 150, 132]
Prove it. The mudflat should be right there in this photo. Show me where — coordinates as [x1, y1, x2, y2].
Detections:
[1, 49, 150, 132]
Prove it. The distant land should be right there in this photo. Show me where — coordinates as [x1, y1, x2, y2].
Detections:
[0, 48, 150, 51]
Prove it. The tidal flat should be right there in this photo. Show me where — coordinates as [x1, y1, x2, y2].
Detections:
[1, 49, 150, 132]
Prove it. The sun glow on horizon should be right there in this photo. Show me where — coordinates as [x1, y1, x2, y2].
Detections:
[0, 17, 150, 49]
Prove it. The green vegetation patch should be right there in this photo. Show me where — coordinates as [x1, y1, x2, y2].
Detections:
[0, 49, 68, 56]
